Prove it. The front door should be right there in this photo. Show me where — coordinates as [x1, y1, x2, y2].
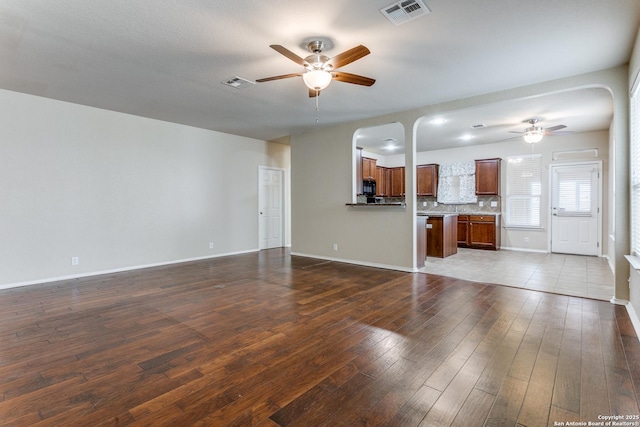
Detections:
[259, 167, 284, 250]
[550, 162, 600, 256]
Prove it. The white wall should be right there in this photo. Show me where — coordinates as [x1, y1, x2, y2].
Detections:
[291, 119, 415, 271]
[0, 89, 291, 288]
[416, 131, 610, 253]
[628, 27, 640, 326]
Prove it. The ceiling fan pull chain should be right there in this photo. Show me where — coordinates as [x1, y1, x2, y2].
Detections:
[315, 90, 320, 123]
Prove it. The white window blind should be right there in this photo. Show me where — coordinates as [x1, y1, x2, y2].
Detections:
[553, 166, 594, 216]
[505, 154, 542, 227]
[631, 81, 640, 256]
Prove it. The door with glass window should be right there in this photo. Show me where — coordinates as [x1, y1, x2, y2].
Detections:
[550, 163, 600, 255]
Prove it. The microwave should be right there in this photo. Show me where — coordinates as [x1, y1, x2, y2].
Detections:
[363, 179, 376, 196]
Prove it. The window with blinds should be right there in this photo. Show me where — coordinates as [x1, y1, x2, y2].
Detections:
[552, 166, 595, 216]
[631, 81, 640, 257]
[505, 154, 542, 227]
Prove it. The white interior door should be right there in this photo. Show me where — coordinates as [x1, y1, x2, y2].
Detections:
[550, 163, 600, 255]
[259, 167, 284, 249]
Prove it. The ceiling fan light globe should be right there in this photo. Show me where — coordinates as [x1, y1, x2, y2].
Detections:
[523, 126, 544, 143]
[303, 69, 332, 91]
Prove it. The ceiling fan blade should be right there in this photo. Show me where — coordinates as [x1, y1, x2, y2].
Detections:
[308, 88, 320, 98]
[327, 45, 370, 69]
[496, 136, 522, 142]
[255, 73, 302, 83]
[547, 130, 574, 136]
[544, 124, 567, 132]
[332, 71, 375, 86]
[269, 45, 308, 66]
[508, 130, 524, 134]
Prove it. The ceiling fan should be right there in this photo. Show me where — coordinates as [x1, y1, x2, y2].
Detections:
[509, 118, 571, 143]
[255, 40, 375, 97]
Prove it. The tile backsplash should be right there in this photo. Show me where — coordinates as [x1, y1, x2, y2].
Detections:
[356, 195, 501, 214]
[417, 195, 501, 214]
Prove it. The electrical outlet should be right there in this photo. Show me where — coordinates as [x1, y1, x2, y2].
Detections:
[490, 201, 498, 207]
[71, 257, 79, 266]
[209, 242, 214, 249]
[422, 201, 427, 207]
[478, 201, 484, 207]
[524, 237, 529, 243]
[332, 243, 338, 251]
[433, 202, 438, 207]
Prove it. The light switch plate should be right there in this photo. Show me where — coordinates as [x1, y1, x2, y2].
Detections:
[490, 201, 498, 207]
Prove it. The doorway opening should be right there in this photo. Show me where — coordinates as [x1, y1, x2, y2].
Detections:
[259, 166, 285, 250]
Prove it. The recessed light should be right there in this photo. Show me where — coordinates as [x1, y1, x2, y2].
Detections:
[430, 118, 446, 125]
[382, 137, 398, 150]
[460, 134, 474, 141]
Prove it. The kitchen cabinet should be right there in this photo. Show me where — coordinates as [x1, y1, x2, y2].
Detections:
[417, 164, 438, 196]
[457, 214, 501, 250]
[457, 215, 469, 247]
[417, 216, 427, 267]
[475, 158, 501, 195]
[362, 157, 377, 181]
[426, 215, 458, 258]
[375, 166, 389, 196]
[390, 167, 405, 197]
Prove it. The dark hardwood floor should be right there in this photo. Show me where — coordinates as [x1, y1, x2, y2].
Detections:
[1, 249, 639, 426]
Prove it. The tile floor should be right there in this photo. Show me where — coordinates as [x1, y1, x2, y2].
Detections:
[420, 248, 614, 300]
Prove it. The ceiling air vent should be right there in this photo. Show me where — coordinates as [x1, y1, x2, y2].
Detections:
[380, 0, 431, 26]
[221, 76, 255, 90]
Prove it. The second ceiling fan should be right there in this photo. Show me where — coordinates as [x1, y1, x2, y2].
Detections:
[256, 40, 376, 97]
[510, 118, 571, 143]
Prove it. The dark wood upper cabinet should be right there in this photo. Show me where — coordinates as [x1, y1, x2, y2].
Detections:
[416, 164, 438, 196]
[475, 158, 501, 195]
[375, 166, 389, 196]
[390, 167, 405, 197]
[362, 157, 377, 181]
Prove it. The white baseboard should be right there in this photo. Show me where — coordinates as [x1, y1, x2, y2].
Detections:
[626, 302, 640, 339]
[290, 252, 416, 273]
[0, 248, 260, 291]
[610, 297, 629, 305]
[609, 298, 640, 342]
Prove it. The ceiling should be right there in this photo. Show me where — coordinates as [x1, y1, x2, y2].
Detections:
[0, 1, 638, 143]
[357, 87, 615, 154]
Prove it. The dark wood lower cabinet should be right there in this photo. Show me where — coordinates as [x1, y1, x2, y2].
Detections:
[417, 216, 427, 267]
[457, 216, 469, 247]
[457, 214, 500, 250]
[426, 215, 458, 258]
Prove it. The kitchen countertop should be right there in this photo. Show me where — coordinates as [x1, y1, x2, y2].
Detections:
[417, 212, 457, 217]
[346, 202, 406, 207]
[458, 212, 501, 216]
[418, 211, 501, 216]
